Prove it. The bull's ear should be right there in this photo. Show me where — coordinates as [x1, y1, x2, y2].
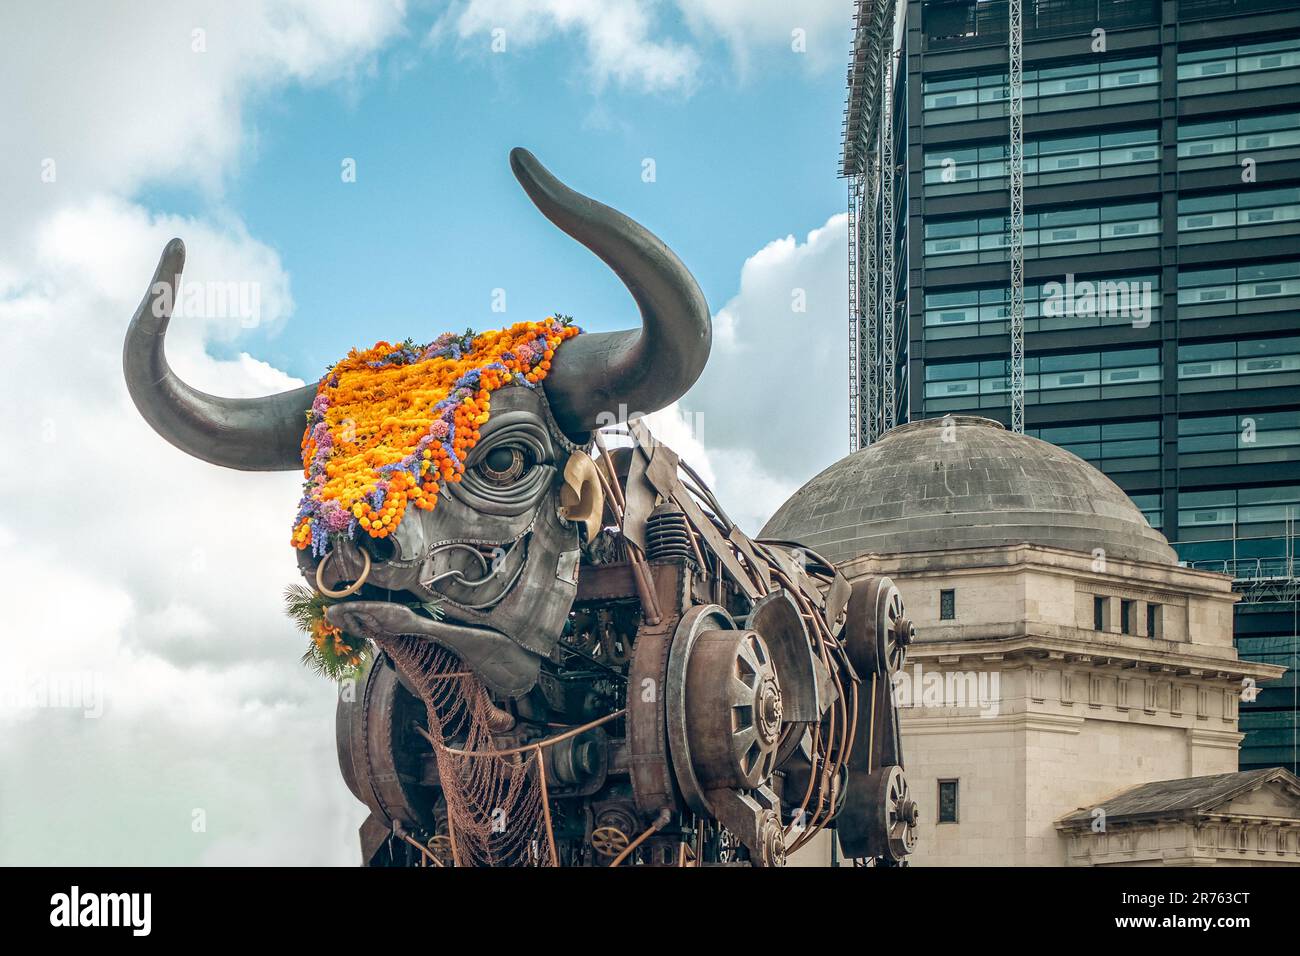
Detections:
[559, 452, 605, 544]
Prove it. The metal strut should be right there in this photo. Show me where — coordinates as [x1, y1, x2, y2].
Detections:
[879, 13, 897, 436]
[1008, 0, 1025, 434]
[848, 177, 861, 452]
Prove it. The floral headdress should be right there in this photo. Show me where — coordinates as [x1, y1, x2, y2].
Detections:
[291, 317, 581, 556]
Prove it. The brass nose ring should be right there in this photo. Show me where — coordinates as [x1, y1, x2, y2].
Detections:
[315, 545, 372, 599]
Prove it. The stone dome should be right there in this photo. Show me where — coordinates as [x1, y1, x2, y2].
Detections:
[760, 416, 1176, 567]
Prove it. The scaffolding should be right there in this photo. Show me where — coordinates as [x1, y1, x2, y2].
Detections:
[1188, 518, 1300, 606]
[841, 0, 901, 451]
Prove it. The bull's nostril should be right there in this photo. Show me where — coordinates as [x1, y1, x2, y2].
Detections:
[359, 535, 396, 564]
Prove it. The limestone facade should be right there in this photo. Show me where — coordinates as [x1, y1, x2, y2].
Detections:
[834, 543, 1288, 866]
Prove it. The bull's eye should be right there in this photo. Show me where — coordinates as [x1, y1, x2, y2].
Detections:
[478, 445, 528, 485]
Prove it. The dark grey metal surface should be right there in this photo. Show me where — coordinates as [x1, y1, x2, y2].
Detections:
[509, 147, 711, 437]
[761, 415, 1178, 566]
[336, 652, 440, 830]
[122, 238, 318, 470]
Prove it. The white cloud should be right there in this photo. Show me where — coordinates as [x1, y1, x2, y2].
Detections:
[433, 0, 700, 92]
[678, 0, 853, 76]
[0, 0, 407, 245]
[676, 213, 850, 534]
[431, 0, 852, 92]
[0, 198, 366, 864]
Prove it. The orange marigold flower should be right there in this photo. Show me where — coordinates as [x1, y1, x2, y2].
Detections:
[293, 318, 579, 554]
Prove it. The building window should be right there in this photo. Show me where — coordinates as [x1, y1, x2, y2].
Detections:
[923, 201, 1158, 267]
[1178, 112, 1300, 169]
[1176, 485, 1300, 549]
[1177, 336, 1300, 394]
[1176, 411, 1300, 469]
[1121, 599, 1134, 635]
[923, 128, 1159, 190]
[1177, 261, 1300, 325]
[1147, 603, 1160, 639]
[1177, 38, 1300, 95]
[1094, 596, 1108, 632]
[924, 346, 1160, 416]
[1031, 420, 1161, 476]
[940, 589, 956, 620]
[1128, 493, 1163, 531]
[938, 780, 959, 823]
[921, 56, 1158, 120]
[922, 273, 1162, 343]
[1176, 186, 1300, 246]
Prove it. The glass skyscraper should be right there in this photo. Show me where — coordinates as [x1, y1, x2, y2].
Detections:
[844, 0, 1298, 772]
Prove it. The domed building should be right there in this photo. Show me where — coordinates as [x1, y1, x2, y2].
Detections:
[763, 415, 1175, 567]
[764, 416, 1299, 867]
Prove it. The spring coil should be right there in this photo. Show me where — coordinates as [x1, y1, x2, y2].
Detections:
[645, 502, 694, 564]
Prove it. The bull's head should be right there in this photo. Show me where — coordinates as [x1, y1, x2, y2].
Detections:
[123, 148, 711, 696]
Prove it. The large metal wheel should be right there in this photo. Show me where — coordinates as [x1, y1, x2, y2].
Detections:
[876, 584, 913, 676]
[846, 576, 913, 677]
[754, 809, 787, 868]
[682, 629, 783, 793]
[868, 765, 918, 863]
[663, 605, 737, 815]
[336, 653, 439, 834]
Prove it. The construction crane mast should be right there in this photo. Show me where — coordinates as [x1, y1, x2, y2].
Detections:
[879, 21, 897, 435]
[1008, 0, 1026, 433]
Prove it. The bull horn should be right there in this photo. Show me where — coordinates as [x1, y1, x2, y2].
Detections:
[122, 238, 316, 471]
[510, 147, 711, 438]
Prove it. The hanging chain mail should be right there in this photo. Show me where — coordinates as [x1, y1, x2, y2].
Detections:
[375, 633, 552, 867]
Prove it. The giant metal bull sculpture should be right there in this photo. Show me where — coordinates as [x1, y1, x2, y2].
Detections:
[123, 148, 918, 866]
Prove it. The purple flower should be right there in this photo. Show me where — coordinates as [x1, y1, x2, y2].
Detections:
[322, 503, 352, 533]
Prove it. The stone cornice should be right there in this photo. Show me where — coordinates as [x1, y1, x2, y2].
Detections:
[906, 633, 1285, 682]
[1059, 813, 1300, 832]
[900, 711, 1082, 734]
[841, 542, 1238, 598]
[1187, 727, 1246, 748]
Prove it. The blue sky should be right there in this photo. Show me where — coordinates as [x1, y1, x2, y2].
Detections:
[144, 6, 851, 381]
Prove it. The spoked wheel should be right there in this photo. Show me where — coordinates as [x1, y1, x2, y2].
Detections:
[877, 584, 913, 676]
[845, 576, 913, 678]
[872, 765, 919, 863]
[591, 825, 630, 859]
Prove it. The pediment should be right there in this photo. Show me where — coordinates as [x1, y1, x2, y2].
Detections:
[1217, 781, 1300, 821]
